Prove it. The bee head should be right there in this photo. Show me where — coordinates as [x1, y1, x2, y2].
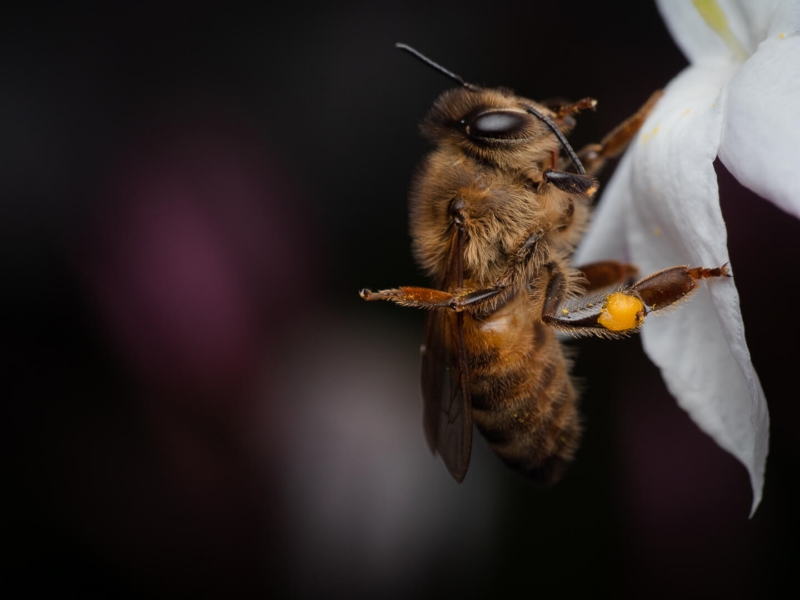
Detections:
[396, 43, 584, 173]
[422, 87, 570, 167]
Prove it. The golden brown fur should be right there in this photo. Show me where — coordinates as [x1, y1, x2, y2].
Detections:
[464, 295, 581, 484]
[409, 86, 592, 484]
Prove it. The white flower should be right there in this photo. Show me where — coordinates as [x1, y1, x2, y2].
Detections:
[575, 0, 800, 515]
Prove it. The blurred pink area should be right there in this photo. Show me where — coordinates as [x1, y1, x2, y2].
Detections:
[61, 111, 500, 596]
[79, 119, 303, 405]
[51, 114, 313, 594]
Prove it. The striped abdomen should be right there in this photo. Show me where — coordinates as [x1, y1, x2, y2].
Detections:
[464, 294, 582, 486]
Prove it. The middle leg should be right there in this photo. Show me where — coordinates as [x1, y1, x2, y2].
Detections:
[360, 228, 546, 314]
[577, 260, 640, 291]
[571, 90, 664, 177]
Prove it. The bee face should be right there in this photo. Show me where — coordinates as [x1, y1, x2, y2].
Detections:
[420, 87, 567, 168]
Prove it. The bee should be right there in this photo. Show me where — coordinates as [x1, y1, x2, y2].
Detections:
[360, 44, 730, 486]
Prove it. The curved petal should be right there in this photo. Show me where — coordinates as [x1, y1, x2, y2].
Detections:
[573, 150, 634, 265]
[766, 0, 800, 38]
[718, 34, 800, 218]
[657, 0, 780, 65]
[729, 0, 782, 50]
[593, 64, 768, 514]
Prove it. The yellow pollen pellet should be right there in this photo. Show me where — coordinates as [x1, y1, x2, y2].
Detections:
[562, 308, 569, 315]
[598, 292, 645, 332]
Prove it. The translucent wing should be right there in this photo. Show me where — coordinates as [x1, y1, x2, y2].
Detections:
[421, 225, 472, 482]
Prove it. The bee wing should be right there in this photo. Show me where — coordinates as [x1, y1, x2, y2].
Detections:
[421, 225, 472, 482]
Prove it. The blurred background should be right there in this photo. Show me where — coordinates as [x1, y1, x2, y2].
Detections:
[2, 1, 797, 597]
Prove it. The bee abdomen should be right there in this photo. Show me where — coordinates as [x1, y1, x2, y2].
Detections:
[470, 337, 581, 487]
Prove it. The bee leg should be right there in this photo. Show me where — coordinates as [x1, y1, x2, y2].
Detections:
[546, 98, 598, 168]
[541, 169, 598, 197]
[541, 263, 575, 319]
[629, 264, 731, 312]
[553, 97, 597, 121]
[360, 197, 477, 309]
[460, 227, 549, 315]
[361, 228, 547, 314]
[542, 262, 731, 335]
[576, 261, 639, 291]
[496, 229, 544, 286]
[571, 90, 663, 176]
[360, 284, 509, 311]
[541, 263, 646, 335]
[360, 286, 465, 309]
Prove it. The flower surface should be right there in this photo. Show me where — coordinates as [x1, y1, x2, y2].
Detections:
[575, 0, 800, 514]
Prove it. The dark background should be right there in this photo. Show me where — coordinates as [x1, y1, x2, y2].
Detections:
[3, 1, 798, 598]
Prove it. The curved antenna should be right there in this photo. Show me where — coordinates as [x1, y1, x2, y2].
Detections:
[396, 43, 585, 174]
[523, 105, 586, 175]
[395, 43, 480, 91]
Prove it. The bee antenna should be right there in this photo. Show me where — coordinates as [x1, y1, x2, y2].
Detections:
[395, 43, 480, 92]
[522, 105, 586, 175]
[396, 44, 584, 174]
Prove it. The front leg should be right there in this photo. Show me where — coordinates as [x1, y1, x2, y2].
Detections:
[570, 90, 663, 177]
[541, 169, 598, 197]
[553, 97, 597, 121]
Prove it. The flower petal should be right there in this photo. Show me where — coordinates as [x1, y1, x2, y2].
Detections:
[766, 0, 800, 38]
[718, 33, 800, 218]
[656, 0, 780, 65]
[580, 64, 769, 515]
[572, 151, 634, 265]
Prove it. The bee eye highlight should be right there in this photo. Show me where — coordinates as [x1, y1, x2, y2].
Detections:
[468, 111, 527, 139]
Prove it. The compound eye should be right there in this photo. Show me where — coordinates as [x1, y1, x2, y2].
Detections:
[468, 110, 528, 139]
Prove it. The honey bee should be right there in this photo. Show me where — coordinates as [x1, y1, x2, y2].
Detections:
[360, 44, 730, 486]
